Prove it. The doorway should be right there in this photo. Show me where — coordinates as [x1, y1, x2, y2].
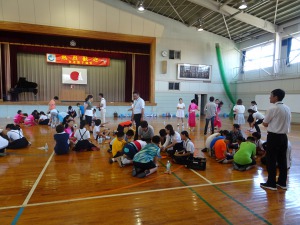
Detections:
[194, 94, 207, 115]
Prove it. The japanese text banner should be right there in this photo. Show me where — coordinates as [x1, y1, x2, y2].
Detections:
[46, 54, 110, 66]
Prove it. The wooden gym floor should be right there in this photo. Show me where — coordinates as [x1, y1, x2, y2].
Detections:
[0, 116, 299, 225]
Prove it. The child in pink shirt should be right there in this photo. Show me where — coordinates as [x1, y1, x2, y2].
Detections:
[14, 110, 25, 125]
[24, 113, 36, 126]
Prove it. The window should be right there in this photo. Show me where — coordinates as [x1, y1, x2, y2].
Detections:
[169, 50, 181, 59]
[244, 42, 274, 71]
[289, 38, 300, 64]
[168, 82, 180, 90]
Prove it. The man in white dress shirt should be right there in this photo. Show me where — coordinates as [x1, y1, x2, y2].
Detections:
[98, 93, 106, 125]
[260, 89, 291, 191]
[132, 91, 145, 140]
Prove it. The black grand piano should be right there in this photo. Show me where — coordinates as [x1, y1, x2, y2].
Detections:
[9, 77, 38, 101]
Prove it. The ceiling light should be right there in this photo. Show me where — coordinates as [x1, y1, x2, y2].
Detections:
[137, 1, 144, 12]
[239, 0, 247, 10]
[197, 19, 204, 31]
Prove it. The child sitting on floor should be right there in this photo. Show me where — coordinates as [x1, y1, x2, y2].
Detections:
[13, 110, 25, 125]
[109, 131, 127, 166]
[251, 132, 265, 156]
[172, 131, 195, 165]
[214, 135, 233, 164]
[0, 135, 9, 155]
[233, 136, 256, 171]
[132, 135, 161, 178]
[54, 124, 70, 155]
[38, 111, 50, 125]
[121, 140, 147, 166]
[6, 124, 30, 149]
[67, 106, 77, 119]
[73, 121, 99, 152]
[24, 112, 36, 126]
[93, 119, 110, 141]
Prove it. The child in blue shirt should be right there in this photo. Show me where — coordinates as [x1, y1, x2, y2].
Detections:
[132, 135, 161, 178]
[77, 103, 85, 122]
[54, 124, 70, 155]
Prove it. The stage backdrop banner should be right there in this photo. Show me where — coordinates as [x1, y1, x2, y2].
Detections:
[46, 53, 110, 66]
[62, 68, 87, 84]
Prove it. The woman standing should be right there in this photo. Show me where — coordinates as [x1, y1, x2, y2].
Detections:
[176, 98, 185, 129]
[214, 101, 224, 131]
[188, 99, 198, 131]
[84, 95, 94, 133]
[233, 99, 245, 128]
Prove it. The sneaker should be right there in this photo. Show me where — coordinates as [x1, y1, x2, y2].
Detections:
[132, 166, 142, 177]
[276, 183, 287, 190]
[137, 170, 150, 178]
[260, 183, 277, 191]
[132, 167, 137, 177]
[109, 158, 114, 164]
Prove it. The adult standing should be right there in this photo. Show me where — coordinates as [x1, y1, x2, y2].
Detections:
[204, 96, 217, 135]
[176, 98, 185, 129]
[214, 101, 224, 131]
[84, 95, 94, 133]
[48, 96, 59, 128]
[188, 99, 198, 131]
[98, 93, 106, 125]
[132, 91, 145, 140]
[260, 89, 291, 191]
[233, 99, 245, 128]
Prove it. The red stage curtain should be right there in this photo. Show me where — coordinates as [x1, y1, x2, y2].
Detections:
[134, 54, 150, 101]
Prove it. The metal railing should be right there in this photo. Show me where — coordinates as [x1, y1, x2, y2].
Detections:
[232, 58, 300, 81]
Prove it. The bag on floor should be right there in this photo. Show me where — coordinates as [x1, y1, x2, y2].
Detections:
[186, 157, 206, 170]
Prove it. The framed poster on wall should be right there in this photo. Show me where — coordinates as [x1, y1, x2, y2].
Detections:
[177, 64, 212, 81]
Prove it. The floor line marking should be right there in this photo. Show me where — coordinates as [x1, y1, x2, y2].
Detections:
[191, 169, 272, 225]
[190, 169, 213, 184]
[166, 163, 232, 225]
[70, 165, 184, 200]
[22, 151, 55, 205]
[11, 151, 55, 225]
[0, 177, 258, 211]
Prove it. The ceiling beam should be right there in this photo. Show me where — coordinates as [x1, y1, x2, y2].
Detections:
[188, 0, 277, 33]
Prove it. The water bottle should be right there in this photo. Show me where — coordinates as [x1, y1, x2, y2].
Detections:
[166, 160, 171, 174]
[163, 121, 166, 125]
[98, 137, 103, 144]
[232, 149, 236, 155]
[44, 143, 48, 152]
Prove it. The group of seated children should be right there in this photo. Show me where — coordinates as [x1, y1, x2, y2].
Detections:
[0, 124, 31, 155]
[54, 118, 104, 154]
[205, 123, 292, 172]
[106, 122, 197, 179]
[14, 110, 41, 126]
[13, 105, 79, 128]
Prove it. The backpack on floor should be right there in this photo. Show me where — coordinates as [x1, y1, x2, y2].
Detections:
[186, 157, 206, 170]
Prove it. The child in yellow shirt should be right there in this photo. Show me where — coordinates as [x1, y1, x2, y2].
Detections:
[109, 131, 126, 164]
